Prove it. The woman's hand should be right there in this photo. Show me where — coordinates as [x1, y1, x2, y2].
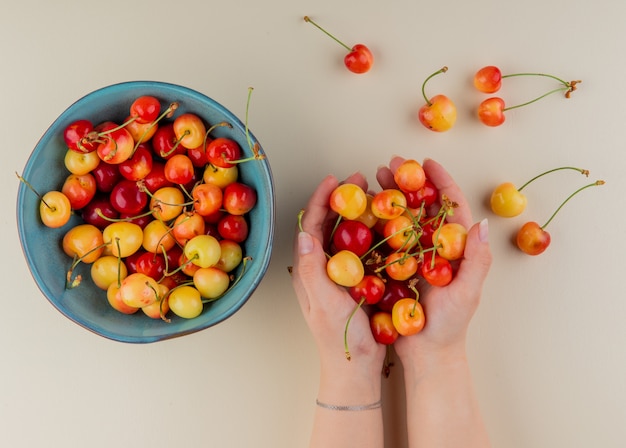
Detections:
[376, 157, 492, 365]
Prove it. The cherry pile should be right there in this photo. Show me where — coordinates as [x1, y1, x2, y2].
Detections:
[306, 159, 468, 358]
[23, 94, 264, 321]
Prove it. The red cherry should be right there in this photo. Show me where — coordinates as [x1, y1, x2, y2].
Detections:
[109, 179, 148, 215]
[130, 95, 161, 124]
[81, 194, 119, 229]
[332, 220, 373, 257]
[405, 179, 438, 208]
[92, 162, 122, 193]
[376, 279, 416, 313]
[349, 275, 385, 305]
[303, 16, 373, 74]
[217, 214, 249, 243]
[142, 161, 173, 193]
[206, 137, 242, 168]
[118, 144, 153, 181]
[63, 119, 97, 153]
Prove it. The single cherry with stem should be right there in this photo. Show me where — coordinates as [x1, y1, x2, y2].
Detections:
[516, 180, 605, 256]
[490, 166, 589, 218]
[418, 66, 457, 132]
[303, 16, 373, 74]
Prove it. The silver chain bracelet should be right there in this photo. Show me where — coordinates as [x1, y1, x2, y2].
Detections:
[315, 398, 382, 411]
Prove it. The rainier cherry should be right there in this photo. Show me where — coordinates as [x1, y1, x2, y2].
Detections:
[490, 166, 589, 218]
[303, 16, 373, 74]
[418, 67, 457, 132]
[516, 179, 604, 256]
[475, 67, 582, 126]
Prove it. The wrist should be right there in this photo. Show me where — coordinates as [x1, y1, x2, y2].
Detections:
[317, 357, 383, 406]
[398, 341, 469, 382]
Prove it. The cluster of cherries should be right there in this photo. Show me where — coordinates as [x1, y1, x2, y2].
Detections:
[490, 166, 604, 255]
[305, 159, 467, 358]
[21, 93, 263, 321]
[302, 16, 581, 131]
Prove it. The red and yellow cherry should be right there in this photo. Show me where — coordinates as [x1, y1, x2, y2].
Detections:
[150, 186, 185, 221]
[102, 221, 143, 258]
[326, 249, 365, 287]
[217, 214, 249, 243]
[173, 113, 206, 150]
[384, 252, 418, 281]
[516, 180, 604, 256]
[354, 194, 378, 228]
[124, 114, 158, 144]
[383, 215, 418, 251]
[107, 283, 139, 315]
[192, 182, 223, 217]
[329, 183, 368, 220]
[62, 223, 104, 264]
[96, 123, 135, 164]
[418, 67, 457, 132]
[216, 240, 243, 273]
[477, 97, 506, 127]
[62, 173, 97, 210]
[118, 144, 153, 181]
[119, 272, 161, 308]
[64, 148, 100, 175]
[349, 275, 385, 305]
[141, 288, 170, 320]
[168, 285, 203, 319]
[393, 159, 426, 193]
[516, 222, 550, 256]
[90, 255, 128, 290]
[332, 220, 373, 257]
[184, 234, 221, 268]
[433, 222, 467, 261]
[193, 267, 230, 299]
[303, 16, 373, 74]
[392, 298, 425, 336]
[171, 211, 206, 246]
[203, 163, 238, 189]
[421, 252, 453, 286]
[164, 154, 195, 185]
[473, 66, 502, 93]
[370, 311, 399, 345]
[371, 189, 407, 220]
[142, 219, 176, 254]
[222, 182, 257, 215]
[40, 190, 72, 228]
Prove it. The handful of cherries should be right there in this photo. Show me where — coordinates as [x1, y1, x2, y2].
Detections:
[301, 159, 467, 359]
[19, 92, 264, 321]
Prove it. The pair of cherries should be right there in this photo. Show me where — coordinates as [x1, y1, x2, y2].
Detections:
[490, 166, 604, 255]
[474, 66, 581, 127]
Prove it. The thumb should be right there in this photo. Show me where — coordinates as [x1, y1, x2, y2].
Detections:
[292, 231, 336, 309]
[454, 219, 492, 291]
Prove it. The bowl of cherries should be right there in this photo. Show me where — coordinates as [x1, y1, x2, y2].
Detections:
[16, 81, 275, 343]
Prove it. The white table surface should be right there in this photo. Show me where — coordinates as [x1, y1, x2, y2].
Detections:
[2, 1, 625, 447]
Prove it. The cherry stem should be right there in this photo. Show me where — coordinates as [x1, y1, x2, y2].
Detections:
[16, 172, 51, 209]
[540, 180, 605, 229]
[304, 16, 351, 52]
[344, 297, 366, 361]
[518, 166, 589, 192]
[132, 102, 179, 154]
[503, 86, 572, 112]
[421, 67, 448, 106]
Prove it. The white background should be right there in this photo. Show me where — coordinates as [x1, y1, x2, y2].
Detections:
[2, 1, 625, 447]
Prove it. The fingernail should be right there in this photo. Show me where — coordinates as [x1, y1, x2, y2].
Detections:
[298, 231, 314, 255]
[478, 218, 489, 243]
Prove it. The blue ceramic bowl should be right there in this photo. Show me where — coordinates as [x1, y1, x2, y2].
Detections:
[17, 81, 275, 343]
